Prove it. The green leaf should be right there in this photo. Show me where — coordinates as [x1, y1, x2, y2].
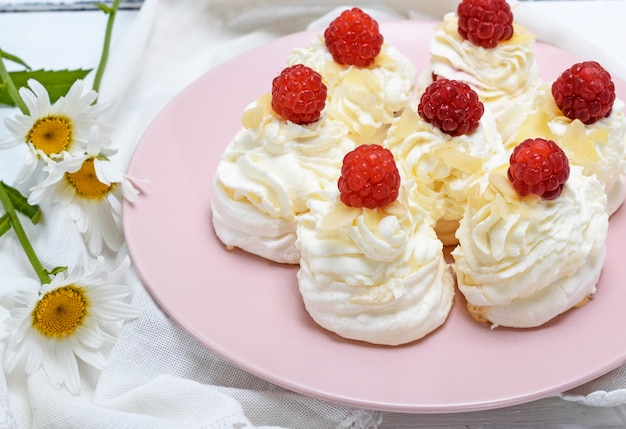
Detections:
[0, 213, 9, 237]
[4, 184, 41, 224]
[48, 266, 68, 276]
[0, 68, 92, 107]
[0, 49, 31, 69]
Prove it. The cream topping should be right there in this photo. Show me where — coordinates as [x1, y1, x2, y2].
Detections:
[296, 184, 454, 345]
[452, 166, 608, 327]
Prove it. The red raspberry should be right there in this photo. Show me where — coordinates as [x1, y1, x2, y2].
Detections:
[551, 61, 616, 125]
[418, 79, 484, 136]
[507, 138, 570, 200]
[338, 144, 401, 209]
[457, 0, 514, 49]
[324, 7, 384, 67]
[271, 64, 327, 124]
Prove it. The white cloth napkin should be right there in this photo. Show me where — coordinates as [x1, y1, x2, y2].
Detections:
[1, 1, 626, 428]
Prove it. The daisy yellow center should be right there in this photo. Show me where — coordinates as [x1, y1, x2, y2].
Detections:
[65, 158, 112, 199]
[32, 285, 88, 338]
[27, 116, 73, 156]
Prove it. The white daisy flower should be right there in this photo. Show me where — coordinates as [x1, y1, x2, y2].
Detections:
[2, 256, 139, 395]
[1, 79, 112, 184]
[28, 126, 139, 256]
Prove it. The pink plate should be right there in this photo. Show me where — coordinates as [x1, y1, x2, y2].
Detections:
[123, 21, 626, 413]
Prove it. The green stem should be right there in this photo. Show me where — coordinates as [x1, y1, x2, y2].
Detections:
[92, 0, 122, 95]
[0, 182, 51, 284]
[0, 50, 28, 114]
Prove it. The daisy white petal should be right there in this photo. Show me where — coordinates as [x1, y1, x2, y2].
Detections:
[2, 256, 139, 395]
[54, 80, 94, 111]
[86, 124, 101, 157]
[24, 342, 44, 374]
[20, 79, 51, 118]
[12, 150, 45, 186]
[94, 158, 124, 185]
[54, 345, 81, 395]
[0, 130, 23, 149]
[71, 325, 102, 349]
[70, 337, 108, 370]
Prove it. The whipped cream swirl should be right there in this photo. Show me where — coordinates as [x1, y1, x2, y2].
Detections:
[296, 184, 454, 345]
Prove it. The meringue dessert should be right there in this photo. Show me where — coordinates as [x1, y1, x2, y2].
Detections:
[453, 142, 609, 328]
[296, 145, 454, 345]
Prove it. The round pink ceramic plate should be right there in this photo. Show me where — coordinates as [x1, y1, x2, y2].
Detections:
[123, 21, 626, 413]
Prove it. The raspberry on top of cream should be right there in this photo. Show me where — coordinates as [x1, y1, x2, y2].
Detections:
[453, 159, 608, 328]
[295, 145, 454, 345]
[457, 0, 514, 49]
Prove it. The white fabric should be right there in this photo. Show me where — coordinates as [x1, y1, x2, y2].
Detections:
[0, 1, 626, 428]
